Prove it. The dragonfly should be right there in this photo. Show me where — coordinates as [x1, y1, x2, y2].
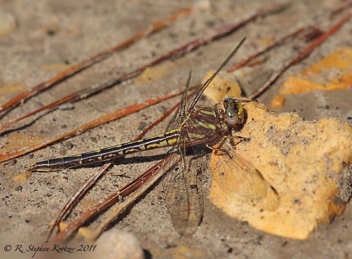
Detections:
[28, 37, 271, 236]
[28, 38, 247, 173]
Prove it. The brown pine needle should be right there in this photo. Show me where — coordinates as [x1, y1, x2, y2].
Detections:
[90, 155, 180, 241]
[227, 26, 307, 72]
[330, 0, 352, 18]
[0, 70, 137, 133]
[52, 154, 179, 244]
[47, 162, 113, 241]
[0, 3, 287, 133]
[249, 13, 352, 99]
[0, 7, 193, 113]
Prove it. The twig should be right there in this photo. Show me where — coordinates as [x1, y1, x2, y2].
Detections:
[248, 13, 352, 99]
[0, 7, 194, 113]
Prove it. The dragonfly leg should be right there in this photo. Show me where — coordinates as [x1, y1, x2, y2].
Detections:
[206, 143, 231, 158]
[225, 135, 250, 146]
[209, 135, 250, 157]
[235, 97, 254, 103]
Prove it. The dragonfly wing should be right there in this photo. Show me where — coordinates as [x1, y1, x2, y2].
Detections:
[164, 39, 246, 235]
[165, 131, 204, 236]
[211, 143, 279, 211]
[165, 72, 193, 133]
[165, 162, 204, 237]
[165, 169, 189, 236]
[183, 164, 204, 237]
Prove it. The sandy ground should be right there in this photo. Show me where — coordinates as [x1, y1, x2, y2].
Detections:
[0, 0, 351, 258]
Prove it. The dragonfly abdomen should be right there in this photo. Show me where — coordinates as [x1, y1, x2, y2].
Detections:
[29, 130, 180, 172]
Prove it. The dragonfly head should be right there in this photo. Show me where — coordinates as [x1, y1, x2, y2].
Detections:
[223, 98, 245, 128]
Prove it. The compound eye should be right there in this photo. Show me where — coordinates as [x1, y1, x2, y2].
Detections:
[226, 107, 239, 126]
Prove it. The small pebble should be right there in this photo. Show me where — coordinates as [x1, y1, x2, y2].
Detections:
[95, 229, 144, 259]
[270, 94, 285, 108]
[64, 141, 74, 150]
[0, 11, 16, 36]
[90, 137, 97, 143]
[138, 121, 147, 131]
[59, 102, 74, 110]
[59, 147, 67, 155]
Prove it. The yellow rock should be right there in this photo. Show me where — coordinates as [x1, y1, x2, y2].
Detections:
[57, 222, 93, 239]
[134, 62, 175, 84]
[40, 63, 71, 72]
[40, 25, 59, 34]
[280, 48, 352, 94]
[203, 71, 242, 103]
[210, 102, 352, 239]
[167, 245, 204, 259]
[258, 35, 274, 46]
[13, 171, 32, 182]
[0, 11, 17, 36]
[270, 94, 285, 108]
[0, 82, 27, 95]
[2, 132, 48, 155]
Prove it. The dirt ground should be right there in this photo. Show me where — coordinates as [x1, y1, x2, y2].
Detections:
[0, 0, 351, 258]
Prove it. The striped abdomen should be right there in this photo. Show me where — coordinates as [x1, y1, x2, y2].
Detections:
[28, 130, 180, 172]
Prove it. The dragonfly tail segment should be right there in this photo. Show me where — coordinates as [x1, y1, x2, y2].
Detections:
[28, 130, 180, 172]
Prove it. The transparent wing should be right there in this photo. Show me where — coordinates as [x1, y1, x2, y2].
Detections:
[164, 130, 204, 236]
[165, 163, 204, 237]
[164, 39, 247, 235]
[211, 142, 279, 211]
[165, 71, 192, 133]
